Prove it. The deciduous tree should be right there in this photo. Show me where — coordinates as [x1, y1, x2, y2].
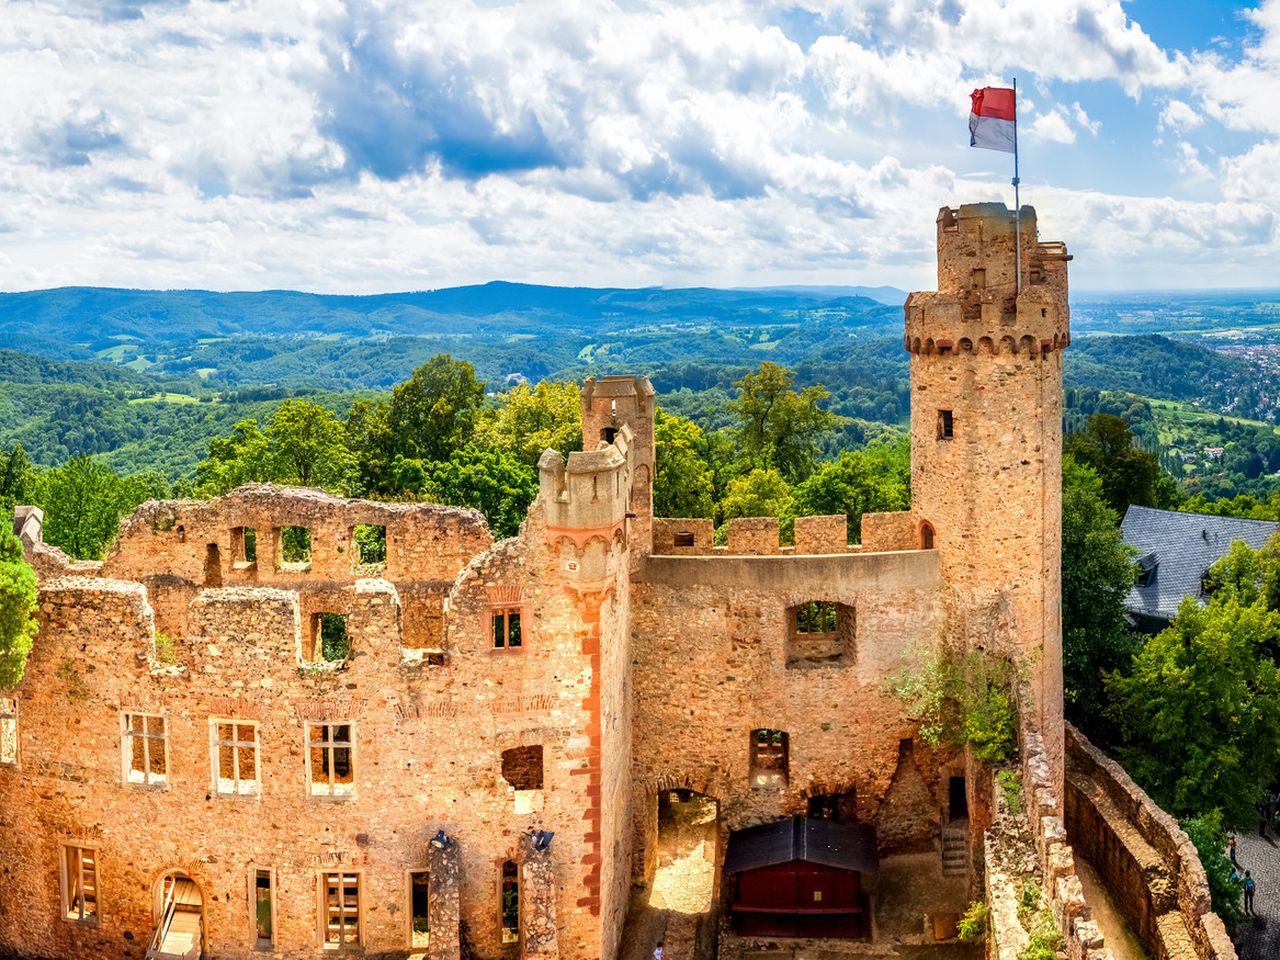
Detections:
[728, 362, 842, 481]
[0, 526, 37, 687]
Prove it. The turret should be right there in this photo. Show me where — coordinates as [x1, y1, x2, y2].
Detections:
[580, 375, 656, 556]
[907, 203, 1070, 786]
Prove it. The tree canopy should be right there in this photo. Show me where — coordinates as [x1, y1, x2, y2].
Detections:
[0, 526, 37, 687]
[1065, 413, 1162, 513]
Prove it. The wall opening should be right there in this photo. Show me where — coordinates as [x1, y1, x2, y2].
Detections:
[0, 696, 16, 765]
[277, 526, 312, 571]
[492, 608, 523, 649]
[652, 789, 719, 915]
[919, 522, 935, 550]
[500, 860, 520, 944]
[601, 426, 618, 444]
[320, 871, 361, 947]
[501, 745, 544, 791]
[409, 871, 430, 947]
[232, 527, 257, 568]
[122, 712, 168, 787]
[150, 870, 203, 959]
[786, 601, 855, 669]
[807, 789, 857, 823]
[254, 869, 274, 949]
[60, 844, 98, 924]
[353, 524, 386, 567]
[936, 409, 954, 441]
[307, 722, 354, 797]
[212, 720, 260, 797]
[673, 531, 696, 548]
[309, 613, 351, 663]
[949, 776, 968, 821]
[204, 543, 222, 587]
[750, 729, 789, 790]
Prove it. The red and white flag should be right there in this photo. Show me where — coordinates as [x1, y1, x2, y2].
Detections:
[969, 86, 1016, 154]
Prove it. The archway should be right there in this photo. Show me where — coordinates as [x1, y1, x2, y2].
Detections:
[651, 789, 719, 914]
[148, 870, 204, 959]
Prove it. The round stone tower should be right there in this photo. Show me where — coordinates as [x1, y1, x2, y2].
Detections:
[906, 202, 1071, 782]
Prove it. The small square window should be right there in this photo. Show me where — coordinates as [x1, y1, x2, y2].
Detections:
[0, 697, 16, 765]
[492, 609, 522, 649]
[211, 720, 260, 796]
[307, 722, 355, 798]
[673, 531, 696, 547]
[278, 526, 312, 571]
[937, 409, 954, 441]
[310, 613, 351, 663]
[972, 268, 986, 288]
[61, 844, 98, 924]
[353, 524, 386, 567]
[122, 712, 168, 787]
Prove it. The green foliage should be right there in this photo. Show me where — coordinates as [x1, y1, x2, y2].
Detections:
[395, 445, 538, 541]
[317, 613, 351, 662]
[653, 409, 715, 519]
[36, 455, 169, 559]
[1061, 455, 1139, 727]
[1017, 882, 1041, 915]
[0, 444, 36, 513]
[279, 526, 312, 565]
[386, 356, 485, 463]
[1066, 413, 1162, 512]
[956, 901, 988, 944]
[888, 651, 1017, 765]
[728, 362, 844, 481]
[1182, 811, 1245, 928]
[352, 524, 386, 566]
[996, 769, 1023, 817]
[480, 381, 582, 466]
[0, 527, 38, 687]
[794, 601, 837, 633]
[153, 631, 176, 666]
[1018, 909, 1064, 960]
[1106, 588, 1280, 828]
[718, 468, 794, 539]
[791, 439, 910, 542]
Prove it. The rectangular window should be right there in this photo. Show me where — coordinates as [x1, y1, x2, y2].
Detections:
[253, 868, 275, 949]
[233, 526, 257, 567]
[310, 613, 351, 663]
[492, 609, 522, 649]
[320, 871, 361, 947]
[278, 526, 312, 571]
[122, 713, 168, 786]
[353, 524, 386, 567]
[749, 728, 789, 790]
[211, 720, 260, 796]
[61, 844, 98, 924]
[0, 696, 16, 765]
[500, 860, 519, 944]
[408, 871, 430, 948]
[307, 723, 355, 798]
[937, 409, 954, 441]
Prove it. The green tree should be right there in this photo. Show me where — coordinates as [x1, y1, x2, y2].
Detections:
[791, 439, 910, 542]
[1060, 456, 1138, 727]
[0, 526, 37, 687]
[480, 381, 582, 466]
[345, 398, 396, 496]
[393, 445, 537, 540]
[653, 409, 715, 518]
[386, 356, 486, 463]
[718, 468, 793, 537]
[728, 362, 843, 480]
[36, 456, 164, 560]
[1106, 592, 1280, 828]
[195, 419, 272, 494]
[0, 444, 36, 514]
[1065, 413, 1162, 513]
[266, 399, 354, 490]
[1182, 811, 1244, 928]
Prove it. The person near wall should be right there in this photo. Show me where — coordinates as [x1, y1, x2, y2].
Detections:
[1244, 871, 1256, 916]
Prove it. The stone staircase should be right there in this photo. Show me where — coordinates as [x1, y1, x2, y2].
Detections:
[941, 820, 968, 877]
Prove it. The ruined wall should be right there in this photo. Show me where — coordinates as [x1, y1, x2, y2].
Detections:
[650, 515, 860, 556]
[630, 550, 955, 866]
[1064, 725, 1236, 960]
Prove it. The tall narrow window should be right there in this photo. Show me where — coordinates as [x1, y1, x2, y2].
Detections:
[277, 526, 312, 571]
[211, 720, 259, 796]
[353, 524, 386, 567]
[492, 609, 522, 649]
[749, 729, 789, 789]
[307, 723, 355, 797]
[320, 872, 361, 946]
[500, 860, 520, 944]
[0, 696, 16, 764]
[937, 409, 954, 441]
[61, 845, 98, 924]
[122, 713, 168, 786]
[253, 869, 274, 949]
[233, 527, 257, 567]
[408, 871, 430, 948]
[310, 613, 351, 663]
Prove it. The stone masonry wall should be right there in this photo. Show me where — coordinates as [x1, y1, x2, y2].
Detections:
[1064, 725, 1236, 960]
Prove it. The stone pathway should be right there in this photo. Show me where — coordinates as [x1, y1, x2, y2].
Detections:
[1234, 831, 1280, 959]
[1073, 857, 1150, 960]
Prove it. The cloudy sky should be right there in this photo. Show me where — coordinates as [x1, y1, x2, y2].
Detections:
[1, 0, 1278, 293]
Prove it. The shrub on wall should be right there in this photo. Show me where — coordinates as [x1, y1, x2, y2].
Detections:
[0, 527, 37, 687]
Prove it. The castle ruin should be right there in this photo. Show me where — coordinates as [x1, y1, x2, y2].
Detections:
[0, 205, 1234, 960]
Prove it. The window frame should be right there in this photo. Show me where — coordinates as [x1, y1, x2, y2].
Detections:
[317, 869, 363, 949]
[120, 711, 169, 788]
[59, 842, 100, 926]
[305, 721, 356, 799]
[405, 869, 431, 949]
[0, 695, 17, 766]
[490, 606, 524, 652]
[936, 408, 954, 441]
[499, 859, 520, 945]
[248, 864, 277, 950]
[210, 718, 261, 798]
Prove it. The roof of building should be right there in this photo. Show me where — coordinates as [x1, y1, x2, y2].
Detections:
[1121, 505, 1280, 623]
[722, 815, 878, 875]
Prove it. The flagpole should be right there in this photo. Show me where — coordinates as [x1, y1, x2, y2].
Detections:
[1013, 76, 1021, 293]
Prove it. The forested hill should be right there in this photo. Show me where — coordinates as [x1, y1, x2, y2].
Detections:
[0, 283, 903, 360]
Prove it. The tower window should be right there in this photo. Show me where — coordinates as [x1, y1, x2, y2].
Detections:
[937, 409, 954, 441]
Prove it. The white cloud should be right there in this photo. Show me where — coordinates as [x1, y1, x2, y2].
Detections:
[1029, 108, 1077, 144]
[1072, 102, 1101, 135]
[1159, 99, 1203, 132]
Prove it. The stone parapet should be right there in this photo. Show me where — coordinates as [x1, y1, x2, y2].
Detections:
[860, 511, 917, 552]
[650, 518, 715, 554]
[1064, 724, 1237, 960]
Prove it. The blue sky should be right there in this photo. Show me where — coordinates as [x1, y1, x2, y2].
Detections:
[1, 0, 1279, 293]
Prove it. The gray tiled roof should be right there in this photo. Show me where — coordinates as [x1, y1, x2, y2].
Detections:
[1120, 505, 1280, 622]
[722, 816, 879, 875]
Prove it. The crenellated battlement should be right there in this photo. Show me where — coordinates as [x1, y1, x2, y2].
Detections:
[537, 424, 634, 537]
